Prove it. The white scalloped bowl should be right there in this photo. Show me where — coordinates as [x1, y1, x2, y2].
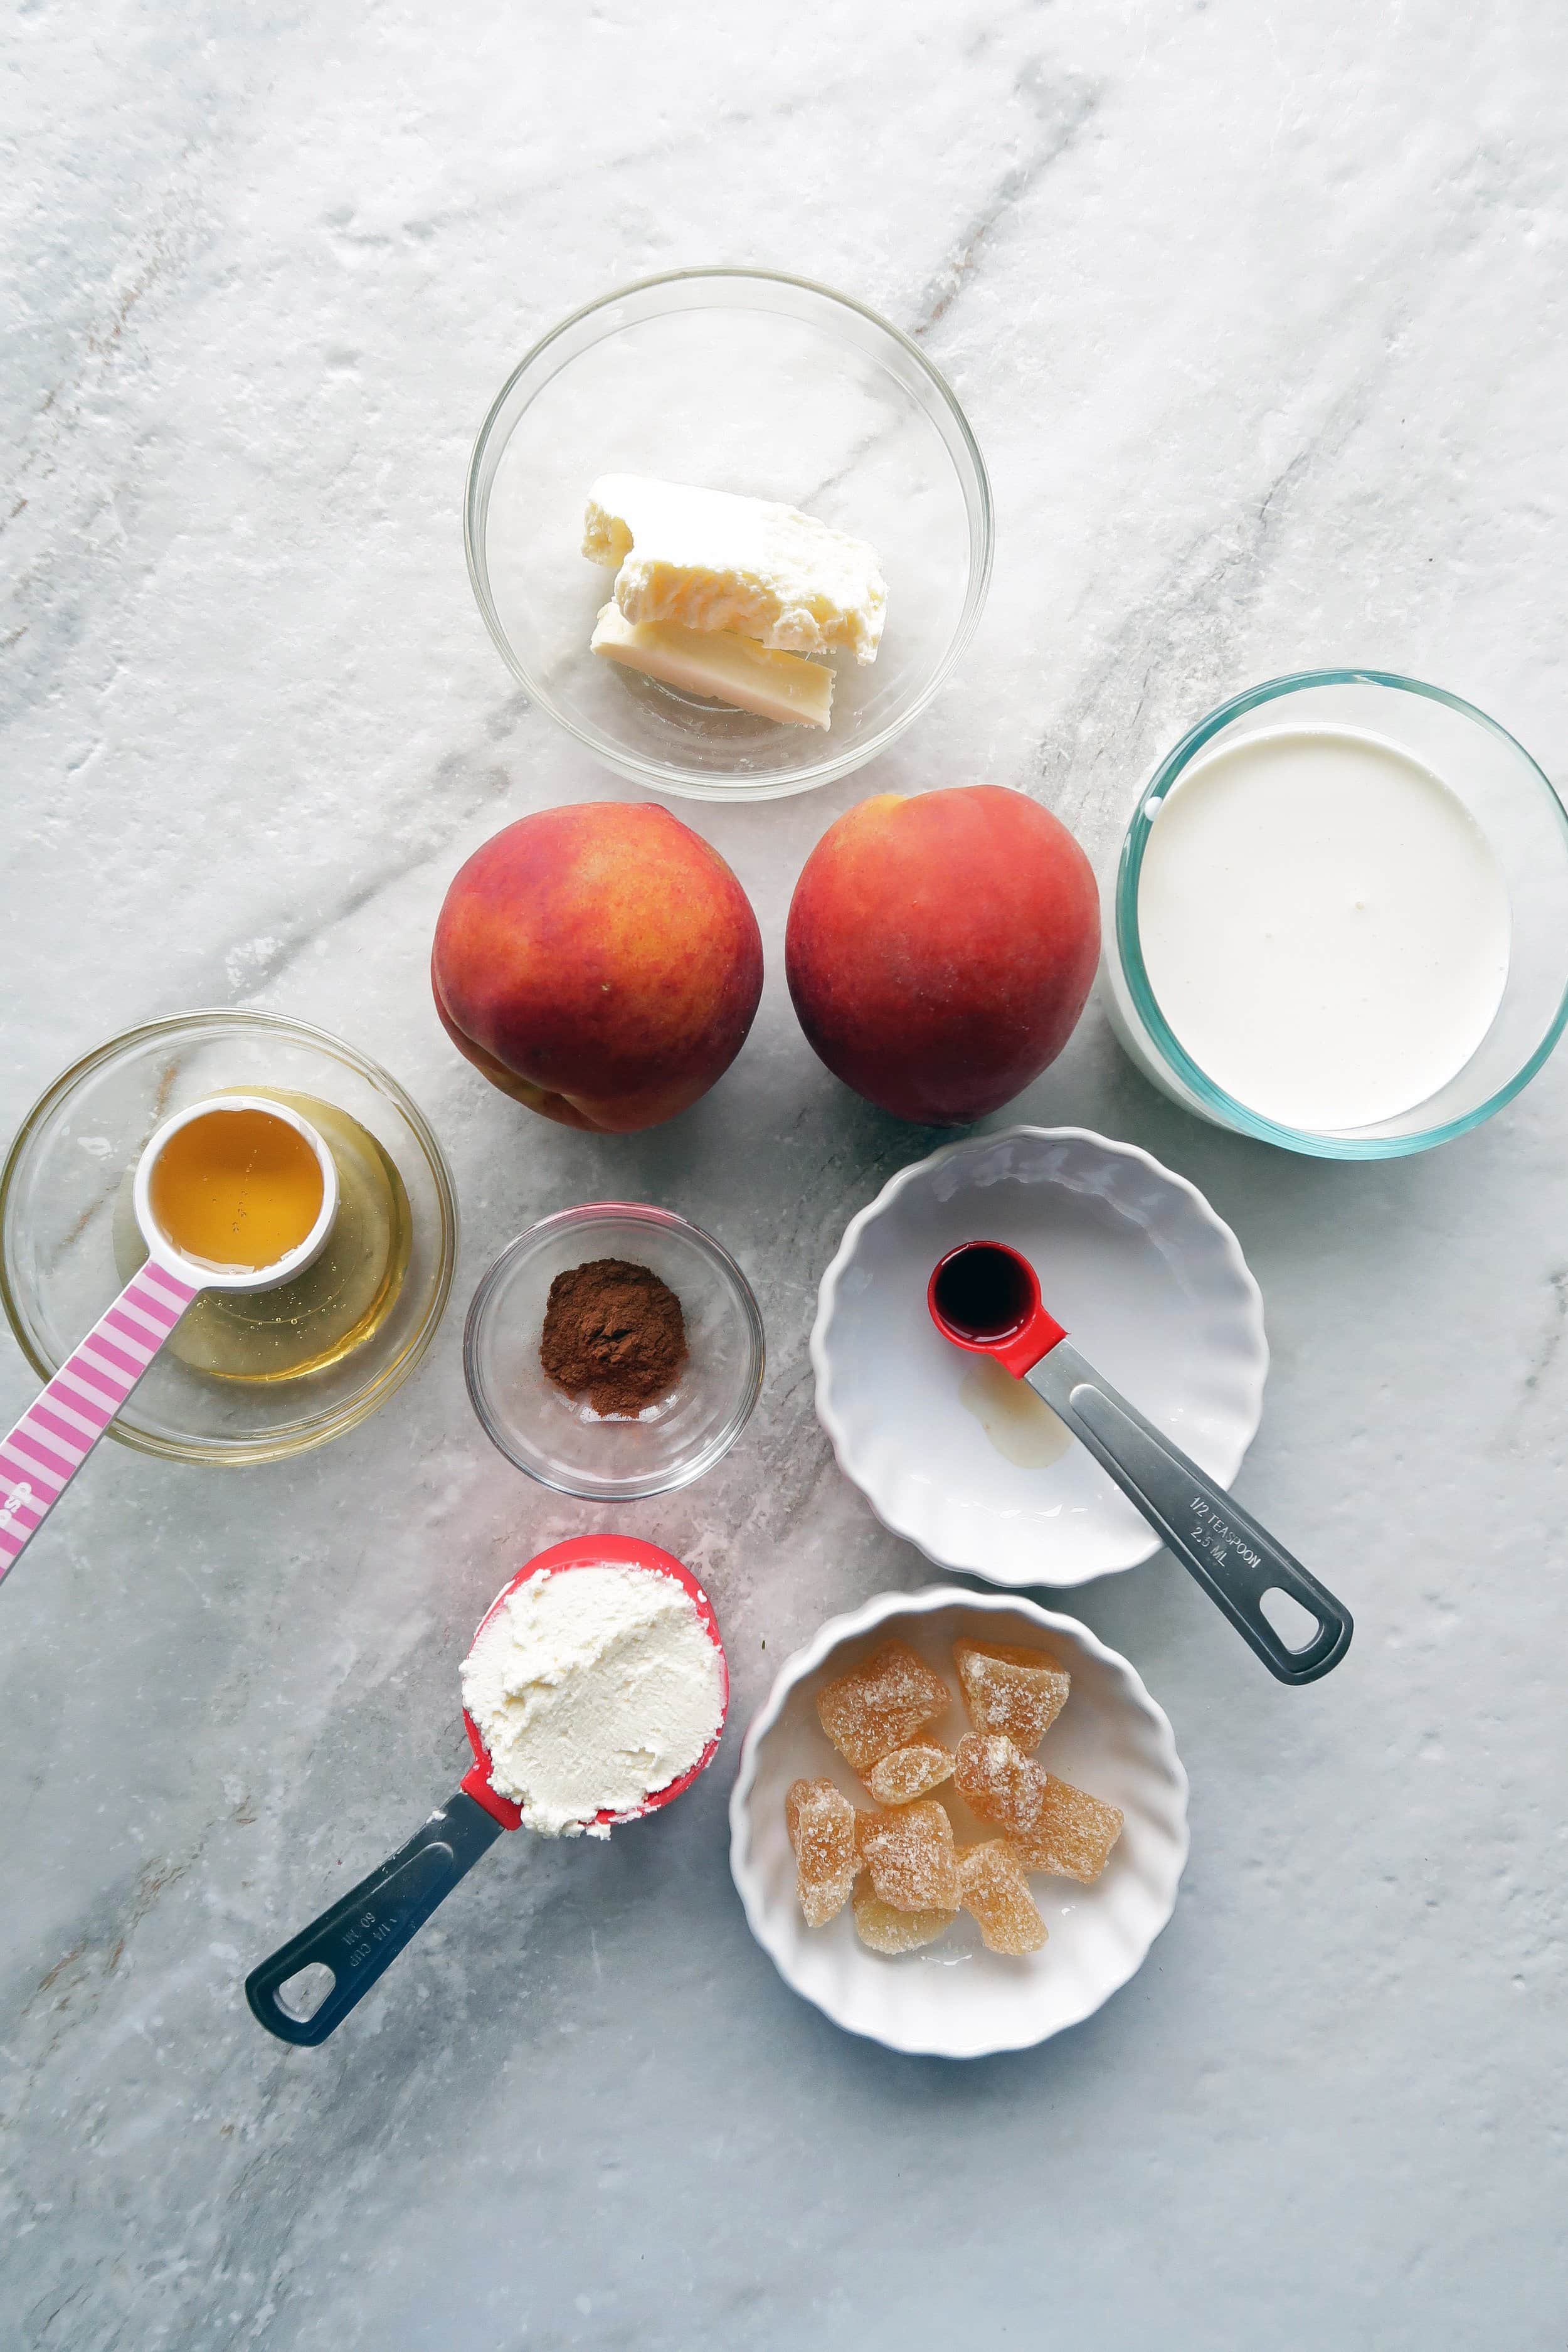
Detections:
[810, 1126, 1268, 1587]
[729, 1587, 1189, 2057]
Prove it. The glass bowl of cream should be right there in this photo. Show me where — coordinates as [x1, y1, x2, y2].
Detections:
[464, 268, 992, 801]
[1101, 670, 1568, 1158]
[0, 1013, 457, 1462]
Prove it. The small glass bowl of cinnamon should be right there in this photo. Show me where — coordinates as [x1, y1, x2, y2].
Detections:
[463, 1203, 765, 1500]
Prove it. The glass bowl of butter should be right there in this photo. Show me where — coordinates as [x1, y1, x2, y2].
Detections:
[0, 1013, 457, 1463]
[465, 269, 993, 801]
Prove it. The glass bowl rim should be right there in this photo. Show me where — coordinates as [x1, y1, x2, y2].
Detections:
[1113, 667, 1568, 1160]
[0, 1009, 458, 1462]
[462, 264, 995, 802]
[463, 1199, 766, 1499]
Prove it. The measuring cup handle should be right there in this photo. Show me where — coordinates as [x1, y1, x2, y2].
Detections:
[1027, 1343, 1353, 1685]
[245, 1791, 506, 2046]
[0, 1260, 198, 1586]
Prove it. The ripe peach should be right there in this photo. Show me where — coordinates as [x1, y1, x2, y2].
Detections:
[432, 803, 763, 1131]
[785, 787, 1099, 1125]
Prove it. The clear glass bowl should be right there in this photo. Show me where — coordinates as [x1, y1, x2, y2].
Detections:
[0, 1014, 457, 1462]
[464, 1204, 764, 1500]
[464, 268, 992, 801]
[1101, 670, 1568, 1158]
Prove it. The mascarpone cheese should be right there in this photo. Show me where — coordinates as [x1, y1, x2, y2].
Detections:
[460, 1565, 724, 1839]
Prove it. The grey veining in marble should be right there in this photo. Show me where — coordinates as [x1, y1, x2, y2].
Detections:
[3, 3, 1567, 2346]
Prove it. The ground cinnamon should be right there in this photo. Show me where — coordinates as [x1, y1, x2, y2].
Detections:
[539, 1258, 688, 1416]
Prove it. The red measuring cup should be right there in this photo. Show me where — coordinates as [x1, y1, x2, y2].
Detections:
[245, 1535, 727, 2045]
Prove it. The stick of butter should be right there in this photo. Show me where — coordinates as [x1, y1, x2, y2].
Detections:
[590, 604, 834, 730]
[583, 475, 886, 665]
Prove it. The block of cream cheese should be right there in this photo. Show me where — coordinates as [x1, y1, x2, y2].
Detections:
[591, 603, 834, 729]
[583, 474, 886, 664]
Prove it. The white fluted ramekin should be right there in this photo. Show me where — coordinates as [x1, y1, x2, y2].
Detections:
[811, 1126, 1268, 1588]
[729, 1586, 1189, 2057]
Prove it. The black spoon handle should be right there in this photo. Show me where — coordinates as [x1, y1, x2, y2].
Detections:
[245, 1791, 506, 2045]
[1027, 1342, 1353, 1685]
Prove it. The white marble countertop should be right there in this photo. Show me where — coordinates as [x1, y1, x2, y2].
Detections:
[3, 4, 1566, 2345]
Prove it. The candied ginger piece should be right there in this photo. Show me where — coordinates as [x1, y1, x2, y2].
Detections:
[815, 1638, 951, 1773]
[956, 1841, 1048, 1955]
[861, 1741, 954, 1807]
[953, 1636, 1071, 1751]
[853, 1887, 954, 1954]
[1005, 1779, 1124, 1883]
[785, 1777, 859, 1927]
[954, 1734, 1123, 1883]
[953, 1732, 1050, 1839]
[856, 1799, 960, 1913]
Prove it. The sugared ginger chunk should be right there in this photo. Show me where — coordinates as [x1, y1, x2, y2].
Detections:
[856, 1799, 960, 1914]
[954, 1636, 1071, 1751]
[956, 1840, 1049, 1954]
[815, 1638, 951, 1773]
[954, 1732, 1123, 1883]
[953, 1732, 1047, 1840]
[1004, 1779, 1123, 1884]
[785, 1777, 859, 1927]
[861, 1741, 954, 1807]
[852, 1887, 954, 1954]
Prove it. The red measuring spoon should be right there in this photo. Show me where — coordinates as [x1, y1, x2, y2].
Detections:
[245, 1535, 727, 2045]
[928, 1241, 1353, 1686]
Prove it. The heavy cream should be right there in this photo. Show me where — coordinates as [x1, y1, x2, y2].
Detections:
[460, 1565, 724, 1839]
[1133, 725, 1511, 1132]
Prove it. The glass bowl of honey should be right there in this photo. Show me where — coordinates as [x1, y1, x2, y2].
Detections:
[0, 1013, 458, 1463]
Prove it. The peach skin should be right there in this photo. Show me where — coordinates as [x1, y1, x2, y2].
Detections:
[785, 787, 1099, 1126]
[432, 803, 763, 1132]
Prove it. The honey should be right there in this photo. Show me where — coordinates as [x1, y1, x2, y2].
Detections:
[116, 1091, 412, 1383]
[149, 1106, 324, 1273]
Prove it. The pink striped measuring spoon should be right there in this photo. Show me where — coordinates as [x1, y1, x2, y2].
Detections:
[0, 1094, 338, 1584]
